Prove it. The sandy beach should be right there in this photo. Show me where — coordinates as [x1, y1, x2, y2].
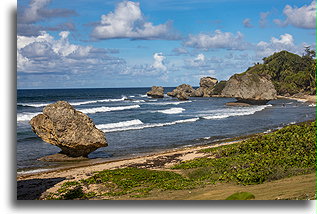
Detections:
[17, 137, 242, 200]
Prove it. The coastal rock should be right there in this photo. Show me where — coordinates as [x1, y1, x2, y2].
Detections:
[225, 102, 251, 107]
[167, 84, 194, 98]
[191, 77, 220, 97]
[147, 86, 164, 98]
[210, 80, 227, 96]
[29, 101, 107, 157]
[200, 77, 218, 88]
[221, 72, 277, 104]
[176, 91, 189, 100]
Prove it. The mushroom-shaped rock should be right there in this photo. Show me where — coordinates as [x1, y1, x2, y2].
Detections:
[147, 86, 164, 98]
[221, 72, 277, 105]
[29, 101, 107, 157]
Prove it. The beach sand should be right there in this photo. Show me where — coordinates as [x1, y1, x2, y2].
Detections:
[17, 139, 242, 200]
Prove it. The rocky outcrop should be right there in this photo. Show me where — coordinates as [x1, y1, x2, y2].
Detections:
[176, 91, 189, 100]
[200, 77, 218, 88]
[191, 77, 220, 97]
[221, 72, 277, 104]
[167, 84, 194, 99]
[147, 86, 164, 98]
[210, 80, 227, 96]
[30, 101, 107, 157]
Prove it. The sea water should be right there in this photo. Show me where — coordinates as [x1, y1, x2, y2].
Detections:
[17, 88, 315, 174]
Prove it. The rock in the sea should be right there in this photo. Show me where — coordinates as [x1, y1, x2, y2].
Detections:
[225, 102, 251, 107]
[167, 84, 194, 99]
[29, 101, 107, 157]
[200, 77, 218, 88]
[221, 72, 277, 104]
[191, 77, 219, 97]
[147, 86, 164, 98]
[176, 91, 189, 100]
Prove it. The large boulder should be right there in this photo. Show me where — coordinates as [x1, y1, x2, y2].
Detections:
[176, 91, 189, 101]
[221, 72, 277, 104]
[29, 101, 107, 157]
[147, 86, 164, 98]
[200, 77, 218, 88]
[190, 77, 220, 97]
[167, 84, 194, 99]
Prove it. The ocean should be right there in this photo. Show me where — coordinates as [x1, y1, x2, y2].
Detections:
[17, 88, 316, 174]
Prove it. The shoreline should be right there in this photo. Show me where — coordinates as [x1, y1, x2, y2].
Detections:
[277, 94, 316, 104]
[17, 120, 314, 200]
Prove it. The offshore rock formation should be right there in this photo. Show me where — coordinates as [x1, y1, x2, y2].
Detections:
[221, 72, 277, 105]
[30, 101, 107, 157]
[167, 84, 194, 99]
[147, 86, 164, 98]
[191, 77, 221, 97]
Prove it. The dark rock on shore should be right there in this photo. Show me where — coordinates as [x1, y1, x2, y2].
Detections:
[225, 102, 251, 107]
[30, 101, 107, 158]
[221, 72, 277, 105]
[147, 86, 164, 98]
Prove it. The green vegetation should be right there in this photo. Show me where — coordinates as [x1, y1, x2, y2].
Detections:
[173, 121, 315, 185]
[211, 80, 227, 95]
[243, 48, 316, 95]
[225, 192, 255, 200]
[47, 121, 315, 200]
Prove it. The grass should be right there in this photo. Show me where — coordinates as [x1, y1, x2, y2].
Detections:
[225, 192, 255, 200]
[172, 121, 315, 185]
[46, 121, 315, 200]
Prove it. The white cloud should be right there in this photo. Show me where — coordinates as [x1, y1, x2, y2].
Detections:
[18, 0, 76, 24]
[255, 33, 306, 58]
[184, 30, 248, 51]
[243, 18, 253, 28]
[17, 31, 124, 74]
[152, 53, 167, 71]
[274, 1, 315, 29]
[92, 1, 177, 40]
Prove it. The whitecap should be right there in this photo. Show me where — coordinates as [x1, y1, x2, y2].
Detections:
[146, 101, 191, 105]
[154, 107, 185, 114]
[18, 103, 50, 108]
[201, 104, 271, 120]
[309, 103, 316, 107]
[80, 105, 140, 114]
[17, 112, 41, 122]
[100, 117, 199, 133]
[96, 119, 143, 130]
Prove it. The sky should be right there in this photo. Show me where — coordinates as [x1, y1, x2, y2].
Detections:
[17, 0, 316, 89]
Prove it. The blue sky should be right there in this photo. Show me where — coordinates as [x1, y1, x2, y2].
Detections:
[17, 0, 316, 89]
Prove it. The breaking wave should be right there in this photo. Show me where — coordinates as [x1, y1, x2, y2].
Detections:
[154, 107, 185, 114]
[80, 105, 140, 114]
[17, 112, 40, 122]
[98, 117, 199, 133]
[17, 96, 128, 108]
[201, 105, 272, 120]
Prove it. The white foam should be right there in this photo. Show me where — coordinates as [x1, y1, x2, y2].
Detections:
[309, 103, 316, 107]
[80, 105, 140, 114]
[146, 101, 191, 105]
[96, 119, 143, 130]
[18, 103, 50, 108]
[131, 100, 146, 103]
[17, 168, 52, 175]
[100, 117, 199, 132]
[18, 96, 128, 108]
[202, 105, 271, 120]
[139, 94, 148, 97]
[17, 112, 41, 122]
[154, 107, 185, 114]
